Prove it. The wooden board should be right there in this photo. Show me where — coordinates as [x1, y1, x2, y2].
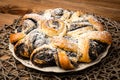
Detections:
[0, 0, 120, 27]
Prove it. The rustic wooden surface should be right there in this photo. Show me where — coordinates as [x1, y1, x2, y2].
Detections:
[0, 0, 120, 27]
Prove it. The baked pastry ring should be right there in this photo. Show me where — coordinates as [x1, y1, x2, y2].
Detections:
[9, 8, 112, 70]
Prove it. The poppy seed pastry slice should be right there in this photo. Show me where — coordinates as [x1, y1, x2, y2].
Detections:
[30, 45, 57, 67]
[89, 40, 109, 61]
[54, 49, 78, 70]
[78, 31, 112, 62]
[27, 29, 49, 49]
[14, 29, 49, 59]
[10, 8, 112, 70]
[14, 38, 33, 59]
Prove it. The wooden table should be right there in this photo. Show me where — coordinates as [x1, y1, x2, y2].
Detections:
[0, 0, 120, 27]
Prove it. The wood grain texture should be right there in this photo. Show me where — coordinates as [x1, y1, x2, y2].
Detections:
[0, 0, 120, 27]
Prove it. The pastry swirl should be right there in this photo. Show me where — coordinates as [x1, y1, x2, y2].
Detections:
[40, 19, 66, 37]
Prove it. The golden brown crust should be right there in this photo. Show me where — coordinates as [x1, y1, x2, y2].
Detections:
[79, 31, 112, 44]
[57, 49, 74, 70]
[41, 20, 66, 37]
[14, 36, 33, 59]
[70, 11, 85, 21]
[10, 33, 25, 44]
[88, 17, 104, 31]
[78, 38, 91, 62]
[51, 37, 78, 53]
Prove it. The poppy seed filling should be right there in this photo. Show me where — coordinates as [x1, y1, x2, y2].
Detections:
[32, 48, 57, 67]
[89, 40, 108, 61]
[47, 20, 60, 30]
[15, 43, 31, 59]
[68, 23, 92, 31]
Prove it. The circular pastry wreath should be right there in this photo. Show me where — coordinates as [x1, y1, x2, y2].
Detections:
[9, 8, 112, 72]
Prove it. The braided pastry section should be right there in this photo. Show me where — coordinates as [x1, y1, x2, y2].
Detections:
[78, 31, 112, 62]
